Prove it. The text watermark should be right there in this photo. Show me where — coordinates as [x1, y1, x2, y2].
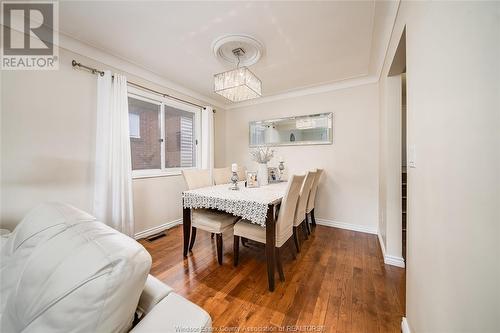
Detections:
[1, 1, 59, 70]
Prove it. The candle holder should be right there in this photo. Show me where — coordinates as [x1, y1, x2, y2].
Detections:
[229, 171, 239, 190]
[278, 161, 285, 181]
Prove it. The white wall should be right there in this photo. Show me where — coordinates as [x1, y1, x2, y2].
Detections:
[0, 37, 224, 235]
[380, 1, 500, 332]
[1, 50, 96, 230]
[225, 83, 379, 232]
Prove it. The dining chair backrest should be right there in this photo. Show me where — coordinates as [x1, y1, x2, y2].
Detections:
[294, 171, 317, 225]
[277, 174, 305, 237]
[213, 167, 231, 185]
[306, 168, 323, 213]
[182, 169, 211, 190]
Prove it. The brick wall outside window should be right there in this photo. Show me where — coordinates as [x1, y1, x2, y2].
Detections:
[129, 98, 161, 170]
[128, 97, 196, 171]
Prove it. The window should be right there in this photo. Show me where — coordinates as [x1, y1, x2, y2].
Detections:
[128, 97, 161, 170]
[129, 113, 140, 139]
[165, 105, 196, 168]
[128, 89, 201, 177]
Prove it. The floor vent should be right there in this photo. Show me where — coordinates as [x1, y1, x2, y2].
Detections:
[146, 231, 166, 242]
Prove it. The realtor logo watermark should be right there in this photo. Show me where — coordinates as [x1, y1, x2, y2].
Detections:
[1, 1, 59, 70]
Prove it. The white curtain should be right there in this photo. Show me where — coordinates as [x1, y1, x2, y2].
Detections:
[201, 106, 215, 181]
[93, 71, 134, 236]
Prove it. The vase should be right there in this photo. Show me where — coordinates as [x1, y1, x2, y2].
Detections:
[257, 163, 268, 186]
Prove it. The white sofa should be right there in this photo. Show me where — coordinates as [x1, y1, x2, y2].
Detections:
[0, 202, 211, 332]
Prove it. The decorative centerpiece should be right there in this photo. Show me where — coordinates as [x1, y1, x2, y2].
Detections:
[229, 163, 239, 190]
[250, 146, 274, 186]
[278, 156, 285, 181]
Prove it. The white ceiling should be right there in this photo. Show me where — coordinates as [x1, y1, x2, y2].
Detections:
[59, 1, 395, 105]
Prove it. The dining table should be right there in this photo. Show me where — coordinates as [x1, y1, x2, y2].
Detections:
[182, 181, 289, 291]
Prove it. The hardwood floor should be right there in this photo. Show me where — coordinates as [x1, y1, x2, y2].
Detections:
[139, 225, 405, 333]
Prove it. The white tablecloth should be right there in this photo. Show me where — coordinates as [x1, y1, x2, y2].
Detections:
[183, 181, 288, 226]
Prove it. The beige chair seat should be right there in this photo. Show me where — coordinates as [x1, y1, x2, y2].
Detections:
[233, 219, 292, 248]
[192, 208, 238, 233]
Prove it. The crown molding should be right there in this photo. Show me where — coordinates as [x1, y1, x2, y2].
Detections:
[58, 33, 225, 109]
[4, 12, 224, 108]
[225, 75, 378, 110]
[375, 0, 402, 80]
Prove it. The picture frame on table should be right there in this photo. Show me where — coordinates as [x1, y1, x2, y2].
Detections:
[268, 167, 279, 183]
[246, 171, 259, 188]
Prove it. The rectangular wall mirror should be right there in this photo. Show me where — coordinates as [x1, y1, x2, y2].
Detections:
[249, 112, 333, 147]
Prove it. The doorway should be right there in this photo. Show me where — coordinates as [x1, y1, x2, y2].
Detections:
[385, 26, 407, 317]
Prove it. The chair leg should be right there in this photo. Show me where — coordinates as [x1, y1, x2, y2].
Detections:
[276, 247, 285, 282]
[293, 226, 300, 253]
[233, 235, 240, 267]
[211, 233, 214, 239]
[302, 220, 309, 239]
[305, 216, 311, 235]
[189, 227, 197, 251]
[311, 209, 317, 227]
[290, 239, 297, 260]
[216, 233, 223, 265]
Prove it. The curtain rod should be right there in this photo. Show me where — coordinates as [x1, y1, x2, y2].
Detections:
[71, 60, 211, 111]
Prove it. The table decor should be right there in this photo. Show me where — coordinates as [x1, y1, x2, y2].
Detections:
[268, 167, 279, 183]
[229, 163, 239, 190]
[246, 171, 259, 188]
[278, 156, 285, 181]
[250, 146, 274, 186]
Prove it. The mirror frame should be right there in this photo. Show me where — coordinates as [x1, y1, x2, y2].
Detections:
[248, 112, 334, 147]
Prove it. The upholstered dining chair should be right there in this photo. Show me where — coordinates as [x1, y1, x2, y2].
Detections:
[213, 167, 231, 185]
[306, 169, 323, 228]
[182, 169, 239, 265]
[232, 174, 305, 281]
[292, 170, 317, 252]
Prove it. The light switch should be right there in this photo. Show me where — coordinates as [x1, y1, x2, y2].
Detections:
[408, 144, 416, 168]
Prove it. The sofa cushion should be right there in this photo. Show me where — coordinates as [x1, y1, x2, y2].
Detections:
[137, 275, 173, 317]
[0, 202, 151, 333]
[130, 293, 211, 333]
[0, 203, 97, 319]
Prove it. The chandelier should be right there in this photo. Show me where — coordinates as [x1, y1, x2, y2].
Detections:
[214, 47, 262, 103]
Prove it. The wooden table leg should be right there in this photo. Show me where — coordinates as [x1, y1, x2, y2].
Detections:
[265, 203, 276, 292]
[183, 204, 191, 257]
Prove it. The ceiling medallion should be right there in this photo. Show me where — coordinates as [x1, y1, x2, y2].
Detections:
[212, 35, 264, 103]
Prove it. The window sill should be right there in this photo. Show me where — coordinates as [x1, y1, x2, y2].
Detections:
[132, 170, 183, 179]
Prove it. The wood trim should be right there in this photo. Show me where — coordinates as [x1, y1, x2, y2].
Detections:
[134, 218, 181, 240]
[378, 231, 406, 268]
[401, 317, 411, 333]
[315, 218, 378, 234]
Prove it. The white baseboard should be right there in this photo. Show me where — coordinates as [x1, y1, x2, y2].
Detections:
[384, 254, 405, 268]
[401, 317, 411, 333]
[377, 231, 406, 268]
[134, 218, 182, 240]
[315, 218, 378, 235]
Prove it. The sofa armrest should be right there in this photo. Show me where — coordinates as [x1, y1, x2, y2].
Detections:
[136, 274, 173, 317]
[131, 292, 211, 333]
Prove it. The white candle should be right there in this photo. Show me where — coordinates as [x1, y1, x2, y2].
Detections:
[279, 156, 284, 162]
[231, 163, 238, 172]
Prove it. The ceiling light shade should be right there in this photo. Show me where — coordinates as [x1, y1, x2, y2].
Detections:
[214, 67, 262, 102]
